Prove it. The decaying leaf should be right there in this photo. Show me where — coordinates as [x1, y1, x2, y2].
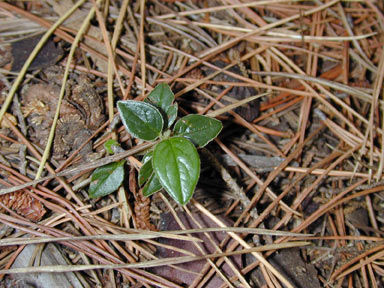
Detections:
[151, 212, 243, 287]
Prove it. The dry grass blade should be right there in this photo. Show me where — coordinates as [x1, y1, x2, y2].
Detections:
[0, 0, 87, 123]
[0, 241, 311, 275]
[0, 227, 311, 246]
[252, 71, 375, 103]
[207, 92, 269, 118]
[35, 0, 102, 181]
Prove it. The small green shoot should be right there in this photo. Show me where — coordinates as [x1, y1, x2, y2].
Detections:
[104, 139, 120, 154]
[89, 83, 222, 205]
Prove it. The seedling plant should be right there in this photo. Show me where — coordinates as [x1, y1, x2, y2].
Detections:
[89, 83, 223, 205]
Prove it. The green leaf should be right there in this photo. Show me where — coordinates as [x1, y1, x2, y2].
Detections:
[142, 151, 153, 163]
[173, 115, 223, 147]
[142, 173, 163, 196]
[166, 103, 178, 127]
[146, 84, 177, 128]
[89, 160, 125, 198]
[140, 152, 163, 196]
[139, 151, 155, 186]
[139, 159, 153, 186]
[146, 83, 175, 113]
[117, 100, 163, 141]
[153, 137, 200, 205]
[104, 139, 120, 154]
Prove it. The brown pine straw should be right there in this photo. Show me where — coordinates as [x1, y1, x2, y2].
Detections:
[0, 0, 384, 286]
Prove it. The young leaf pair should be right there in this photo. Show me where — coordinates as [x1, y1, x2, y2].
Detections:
[118, 83, 222, 205]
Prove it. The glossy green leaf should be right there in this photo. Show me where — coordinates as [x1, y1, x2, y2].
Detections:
[166, 103, 178, 127]
[146, 84, 177, 128]
[142, 151, 153, 163]
[104, 139, 120, 154]
[139, 158, 153, 186]
[173, 115, 223, 147]
[142, 173, 163, 196]
[140, 151, 163, 196]
[89, 160, 125, 198]
[153, 137, 200, 205]
[117, 100, 163, 141]
[146, 83, 175, 113]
